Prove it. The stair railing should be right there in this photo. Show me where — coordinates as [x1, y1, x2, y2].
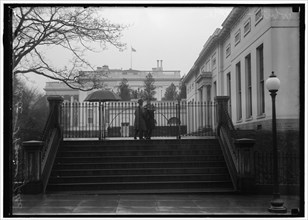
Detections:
[40, 96, 64, 193]
[215, 96, 255, 192]
[215, 96, 239, 190]
[21, 96, 63, 194]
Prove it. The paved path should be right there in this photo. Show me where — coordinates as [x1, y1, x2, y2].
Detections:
[12, 193, 300, 216]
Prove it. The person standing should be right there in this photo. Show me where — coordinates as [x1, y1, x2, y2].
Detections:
[145, 102, 156, 140]
[134, 99, 147, 140]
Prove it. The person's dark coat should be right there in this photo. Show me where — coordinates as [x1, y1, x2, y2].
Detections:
[134, 105, 147, 131]
[144, 103, 156, 139]
[146, 109, 156, 130]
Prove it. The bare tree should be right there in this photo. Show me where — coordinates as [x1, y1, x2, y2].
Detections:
[12, 7, 127, 91]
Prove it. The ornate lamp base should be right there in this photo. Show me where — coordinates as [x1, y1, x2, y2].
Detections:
[268, 197, 287, 213]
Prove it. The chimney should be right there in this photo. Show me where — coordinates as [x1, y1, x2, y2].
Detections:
[160, 60, 163, 69]
[157, 60, 159, 69]
[102, 65, 109, 71]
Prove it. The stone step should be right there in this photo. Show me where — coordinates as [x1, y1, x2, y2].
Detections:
[55, 155, 225, 163]
[57, 149, 223, 157]
[46, 139, 234, 193]
[46, 180, 233, 192]
[50, 167, 229, 176]
[53, 161, 227, 169]
[48, 173, 231, 184]
[61, 139, 219, 149]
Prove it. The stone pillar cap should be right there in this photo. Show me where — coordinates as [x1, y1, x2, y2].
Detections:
[23, 141, 44, 149]
[234, 138, 256, 143]
[234, 138, 256, 148]
[23, 140, 44, 145]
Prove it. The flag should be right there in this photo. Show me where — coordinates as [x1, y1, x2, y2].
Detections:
[131, 47, 136, 52]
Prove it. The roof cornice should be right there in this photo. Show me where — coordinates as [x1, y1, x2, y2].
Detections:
[183, 7, 249, 83]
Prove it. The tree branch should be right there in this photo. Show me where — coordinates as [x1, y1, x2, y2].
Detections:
[13, 7, 127, 91]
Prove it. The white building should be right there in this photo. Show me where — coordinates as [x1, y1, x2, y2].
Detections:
[44, 60, 181, 102]
[183, 7, 300, 131]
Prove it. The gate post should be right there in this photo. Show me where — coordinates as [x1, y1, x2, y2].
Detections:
[214, 96, 230, 130]
[177, 100, 181, 139]
[47, 96, 64, 130]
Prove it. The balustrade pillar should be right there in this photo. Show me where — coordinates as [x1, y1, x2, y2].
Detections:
[21, 141, 44, 194]
[215, 96, 256, 192]
[234, 138, 255, 192]
[21, 96, 63, 194]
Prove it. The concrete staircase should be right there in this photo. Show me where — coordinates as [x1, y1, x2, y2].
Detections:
[46, 139, 234, 193]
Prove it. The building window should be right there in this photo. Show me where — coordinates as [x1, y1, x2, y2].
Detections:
[245, 54, 252, 119]
[255, 8, 263, 25]
[206, 86, 211, 102]
[236, 62, 242, 121]
[200, 65, 205, 74]
[226, 73, 232, 116]
[205, 59, 211, 71]
[226, 43, 231, 58]
[88, 108, 93, 124]
[256, 44, 265, 116]
[212, 58, 216, 69]
[244, 18, 251, 36]
[213, 81, 217, 98]
[235, 29, 241, 46]
[211, 53, 216, 70]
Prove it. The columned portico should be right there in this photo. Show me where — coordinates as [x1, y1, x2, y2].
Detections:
[193, 72, 213, 130]
[196, 72, 213, 102]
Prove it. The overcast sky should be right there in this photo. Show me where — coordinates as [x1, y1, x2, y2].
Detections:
[24, 6, 233, 92]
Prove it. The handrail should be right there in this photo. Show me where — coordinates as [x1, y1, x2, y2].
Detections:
[40, 96, 63, 193]
[41, 128, 62, 193]
[41, 106, 56, 161]
[218, 126, 239, 190]
[216, 101, 239, 190]
[221, 105, 238, 139]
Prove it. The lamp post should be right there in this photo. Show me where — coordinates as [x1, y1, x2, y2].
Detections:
[265, 71, 287, 213]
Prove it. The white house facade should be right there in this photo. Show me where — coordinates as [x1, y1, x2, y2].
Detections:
[44, 60, 181, 102]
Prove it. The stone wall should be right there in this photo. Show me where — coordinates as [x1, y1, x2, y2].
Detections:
[235, 118, 300, 153]
[235, 118, 301, 195]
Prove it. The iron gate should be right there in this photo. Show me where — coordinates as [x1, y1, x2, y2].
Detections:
[61, 100, 217, 139]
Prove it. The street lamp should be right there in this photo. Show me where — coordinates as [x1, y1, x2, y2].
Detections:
[265, 71, 287, 213]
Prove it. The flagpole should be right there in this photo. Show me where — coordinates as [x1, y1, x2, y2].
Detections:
[130, 46, 132, 69]
[131, 46, 136, 69]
